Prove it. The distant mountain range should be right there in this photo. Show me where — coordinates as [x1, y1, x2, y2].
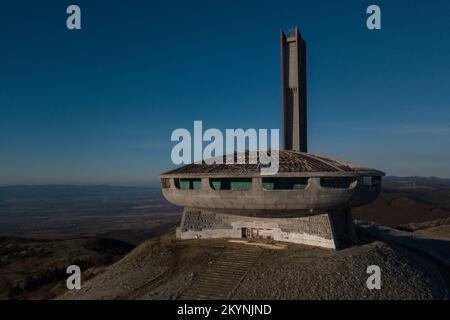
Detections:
[353, 176, 450, 227]
[0, 184, 180, 238]
[383, 176, 450, 189]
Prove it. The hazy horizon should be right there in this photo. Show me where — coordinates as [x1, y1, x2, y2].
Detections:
[1, 175, 450, 188]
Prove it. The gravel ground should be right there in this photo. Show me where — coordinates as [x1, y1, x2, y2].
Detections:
[59, 234, 224, 300]
[233, 241, 447, 299]
[60, 232, 448, 300]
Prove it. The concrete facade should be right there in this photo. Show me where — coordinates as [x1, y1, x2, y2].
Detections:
[161, 174, 382, 217]
[176, 208, 357, 249]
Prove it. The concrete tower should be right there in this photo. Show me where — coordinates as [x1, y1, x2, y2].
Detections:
[160, 26, 385, 250]
[280, 26, 307, 152]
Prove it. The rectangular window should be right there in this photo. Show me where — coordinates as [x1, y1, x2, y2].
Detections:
[320, 177, 356, 189]
[209, 178, 252, 191]
[362, 176, 382, 187]
[174, 178, 201, 190]
[363, 176, 373, 187]
[262, 177, 308, 190]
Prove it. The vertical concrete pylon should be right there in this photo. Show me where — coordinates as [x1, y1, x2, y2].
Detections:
[280, 26, 307, 152]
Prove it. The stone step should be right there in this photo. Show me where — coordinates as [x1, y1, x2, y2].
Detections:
[179, 246, 261, 300]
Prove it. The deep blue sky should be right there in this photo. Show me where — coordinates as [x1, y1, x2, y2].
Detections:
[1, 0, 449, 185]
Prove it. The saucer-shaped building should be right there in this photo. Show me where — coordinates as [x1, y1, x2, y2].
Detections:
[161, 150, 383, 216]
[161, 151, 384, 248]
[160, 27, 385, 249]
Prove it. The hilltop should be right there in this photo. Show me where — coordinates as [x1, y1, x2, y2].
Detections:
[59, 223, 449, 300]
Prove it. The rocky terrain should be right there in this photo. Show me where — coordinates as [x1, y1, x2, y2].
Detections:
[59, 223, 449, 300]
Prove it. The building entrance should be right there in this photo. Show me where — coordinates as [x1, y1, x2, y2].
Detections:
[241, 228, 274, 240]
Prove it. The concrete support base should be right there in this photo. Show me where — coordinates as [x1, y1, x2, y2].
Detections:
[176, 208, 356, 250]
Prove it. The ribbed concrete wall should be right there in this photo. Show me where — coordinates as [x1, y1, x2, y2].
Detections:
[177, 208, 340, 249]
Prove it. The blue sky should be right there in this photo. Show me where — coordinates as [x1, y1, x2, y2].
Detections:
[1, 0, 449, 185]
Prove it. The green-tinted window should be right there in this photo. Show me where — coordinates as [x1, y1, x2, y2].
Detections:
[210, 178, 252, 191]
[211, 180, 221, 190]
[320, 177, 356, 189]
[262, 178, 308, 190]
[175, 178, 201, 190]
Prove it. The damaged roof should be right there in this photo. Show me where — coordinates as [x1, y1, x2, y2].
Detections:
[161, 150, 385, 177]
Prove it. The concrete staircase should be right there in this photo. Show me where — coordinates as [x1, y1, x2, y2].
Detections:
[180, 245, 261, 299]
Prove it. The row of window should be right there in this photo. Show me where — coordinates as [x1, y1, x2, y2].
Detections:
[161, 176, 381, 190]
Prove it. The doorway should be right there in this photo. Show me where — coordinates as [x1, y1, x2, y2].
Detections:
[241, 228, 274, 240]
